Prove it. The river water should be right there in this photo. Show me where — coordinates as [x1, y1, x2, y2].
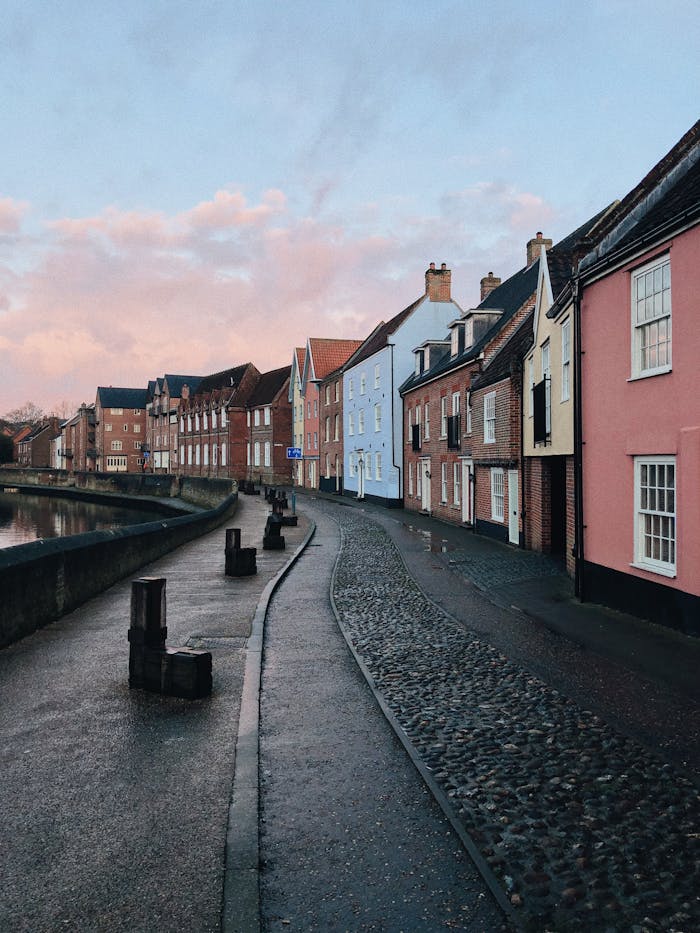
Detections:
[0, 490, 167, 550]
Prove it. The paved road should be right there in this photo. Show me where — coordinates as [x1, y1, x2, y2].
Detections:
[258, 504, 508, 932]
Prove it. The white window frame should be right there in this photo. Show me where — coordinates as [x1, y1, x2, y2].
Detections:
[374, 364, 380, 389]
[348, 378, 354, 400]
[348, 413, 354, 436]
[440, 396, 448, 437]
[440, 462, 447, 503]
[631, 255, 671, 379]
[264, 406, 271, 425]
[453, 462, 461, 505]
[358, 409, 364, 435]
[195, 444, 201, 465]
[465, 389, 472, 434]
[254, 409, 260, 427]
[541, 340, 551, 435]
[528, 355, 534, 418]
[360, 372, 366, 395]
[424, 403, 430, 440]
[334, 380, 339, 402]
[254, 441, 260, 466]
[221, 409, 227, 426]
[325, 416, 330, 443]
[364, 452, 371, 480]
[633, 456, 676, 576]
[408, 461, 413, 496]
[491, 467, 504, 521]
[375, 452, 382, 480]
[221, 444, 227, 466]
[264, 441, 271, 466]
[247, 442, 251, 466]
[374, 404, 381, 432]
[111, 440, 122, 451]
[484, 392, 496, 444]
[561, 319, 571, 402]
[349, 452, 356, 477]
[334, 413, 339, 441]
[203, 443, 209, 466]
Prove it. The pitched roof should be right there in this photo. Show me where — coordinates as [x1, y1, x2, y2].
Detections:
[346, 296, 425, 369]
[580, 120, 700, 272]
[247, 366, 291, 406]
[307, 338, 364, 380]
[544, 203, 617, 299]
[399, 264, 538, 393]
[163, 374, 204, 396]
[196, 363, 254, 395]
[470, 313, 534, 391]
[97, 387, 148, 409]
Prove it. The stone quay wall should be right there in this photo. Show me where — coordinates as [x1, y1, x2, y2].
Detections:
[0, 473, 238, 649]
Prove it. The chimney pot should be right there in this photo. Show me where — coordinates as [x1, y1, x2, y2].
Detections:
[526, 232, 553, 266]
[425, 263, 452, 302]
[480, 272, 502, 302]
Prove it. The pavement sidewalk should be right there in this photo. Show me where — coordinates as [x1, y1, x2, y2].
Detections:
[0, 493, 308, 933]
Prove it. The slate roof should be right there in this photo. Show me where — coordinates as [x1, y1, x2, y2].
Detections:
[580, 120, 700, 273]
[399, 264, 538, 393]
[544, 203, 617, 301]
[196, 364, 254, 395]
[247, 366, 291, 406]
[162, 374, 204, 397]
[97, 387, 148, 409]
[607, 153, 700, 253]
[470, 313, 534, 391]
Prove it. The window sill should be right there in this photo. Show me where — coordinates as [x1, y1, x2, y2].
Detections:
[630, 561, 676, 579]
[627, 366, 672, 382]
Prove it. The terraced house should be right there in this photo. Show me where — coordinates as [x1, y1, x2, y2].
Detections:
[400, 243, 541, 531]
[245, 365, 292, 487]
[576, 120, 700, 633]
[344, 263, 461, 506]
[146, 374, 203, 473]
[178, 363, 260, 479]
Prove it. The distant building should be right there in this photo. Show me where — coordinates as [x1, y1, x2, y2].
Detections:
[344, 264, 462, 506]
[146, 374, 203, 473]
[95, 388, 148, 472]
[245, 365, 293, 486]
[16, 418, 61, 468]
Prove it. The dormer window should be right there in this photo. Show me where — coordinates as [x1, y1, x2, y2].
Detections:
[465, 319, 474, 349]
[414, 349, 425, 375]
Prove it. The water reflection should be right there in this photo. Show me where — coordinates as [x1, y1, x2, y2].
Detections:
[402, 522, 455, 553]
[0, 491, 166, 549]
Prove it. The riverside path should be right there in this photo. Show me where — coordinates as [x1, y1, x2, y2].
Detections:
[1, 489, 698, 932]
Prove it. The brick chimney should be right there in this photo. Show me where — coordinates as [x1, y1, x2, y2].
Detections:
[526, 232, 553, 266]
[480, 271, 501, 301]
[425, 262, 451, 302]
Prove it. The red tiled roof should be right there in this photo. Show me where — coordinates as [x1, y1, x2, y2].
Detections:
[308, 337, 364, 380]
[295, 347, 305, 373]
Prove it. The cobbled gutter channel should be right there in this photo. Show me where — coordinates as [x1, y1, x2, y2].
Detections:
[330, 510, 699, 932]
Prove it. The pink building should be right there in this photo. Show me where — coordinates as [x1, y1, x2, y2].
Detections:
[577, 121, 700, 635]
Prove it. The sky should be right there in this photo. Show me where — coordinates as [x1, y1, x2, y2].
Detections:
[1, 0, 698, 415]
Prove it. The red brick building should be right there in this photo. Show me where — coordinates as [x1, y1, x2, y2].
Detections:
[245, 365, 293, 486]
[62, 404, 97, 472]
[400, 248, 539, 528]
[95, 388, 148, 472]
[178, 364, 260, 479]
[146, 374, 203, 473]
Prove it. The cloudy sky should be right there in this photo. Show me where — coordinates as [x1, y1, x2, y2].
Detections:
[1, 0, 698, 414]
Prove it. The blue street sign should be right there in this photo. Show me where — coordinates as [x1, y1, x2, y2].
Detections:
[286, 447, 302, 459]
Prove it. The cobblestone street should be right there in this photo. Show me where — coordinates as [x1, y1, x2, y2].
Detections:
[327, 504, 700, 932]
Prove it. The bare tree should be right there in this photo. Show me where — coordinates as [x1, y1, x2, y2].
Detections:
[2, 401, 45, 424]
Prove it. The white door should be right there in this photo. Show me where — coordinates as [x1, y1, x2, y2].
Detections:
[508, 469, 519, 544]
[421, 460, 431, 511]
[461, 459, 473, 524]
[357, 453, 365, 498]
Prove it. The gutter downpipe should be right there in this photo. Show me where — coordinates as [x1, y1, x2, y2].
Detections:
[519, 357, 527, 550]
[390, 344, 402, 505]
[572, 274, 585, 600]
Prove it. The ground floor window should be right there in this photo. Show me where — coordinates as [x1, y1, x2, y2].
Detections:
[453, 462, 461, 505]
[634, 455, 676, 575]
[440, 462, 447, 503]
[375, 452, 382, 480]
[491, 467, 504, 521]
[408, 461, 413, 495]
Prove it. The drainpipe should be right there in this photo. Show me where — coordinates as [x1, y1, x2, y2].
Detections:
[519, 358, 527, 550]
[572, 274, 585, 600]
[389, 344, 402, 504]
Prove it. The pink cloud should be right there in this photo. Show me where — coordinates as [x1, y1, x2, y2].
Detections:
[0, 197, 29, 234]
[0, 181, 558, 415]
